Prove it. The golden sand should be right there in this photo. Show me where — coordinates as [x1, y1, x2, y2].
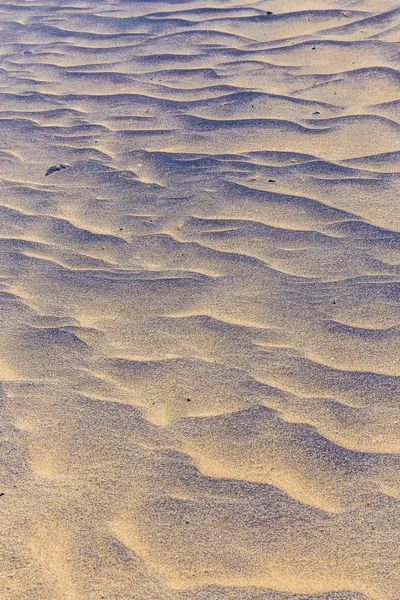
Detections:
[0, 0, 399, 599]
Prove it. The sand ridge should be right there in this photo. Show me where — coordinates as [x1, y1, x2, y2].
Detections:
[0, 0, 399, 599]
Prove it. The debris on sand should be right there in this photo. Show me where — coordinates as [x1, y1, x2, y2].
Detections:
[45, 164, 69, 177]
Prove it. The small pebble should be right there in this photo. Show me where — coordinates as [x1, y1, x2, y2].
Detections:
[45, 164, 69, 177]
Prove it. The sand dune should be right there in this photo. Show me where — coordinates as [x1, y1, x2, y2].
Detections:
[0, 0, 399, 599]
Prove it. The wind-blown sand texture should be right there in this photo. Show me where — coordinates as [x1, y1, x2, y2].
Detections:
[0, 0, 399, 598]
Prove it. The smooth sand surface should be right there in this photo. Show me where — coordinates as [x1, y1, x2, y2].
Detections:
[0, 0, 399, 599]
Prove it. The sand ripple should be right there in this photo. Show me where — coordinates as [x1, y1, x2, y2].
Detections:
[0, 0, 399, 598]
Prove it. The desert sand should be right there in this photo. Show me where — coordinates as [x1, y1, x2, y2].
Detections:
[0, 0, 399, 598]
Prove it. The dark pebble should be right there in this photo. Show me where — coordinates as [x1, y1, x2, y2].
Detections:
[45, 164, 69, 177]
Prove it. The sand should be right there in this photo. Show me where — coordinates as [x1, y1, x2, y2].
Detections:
[0, 0, 399, 598]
